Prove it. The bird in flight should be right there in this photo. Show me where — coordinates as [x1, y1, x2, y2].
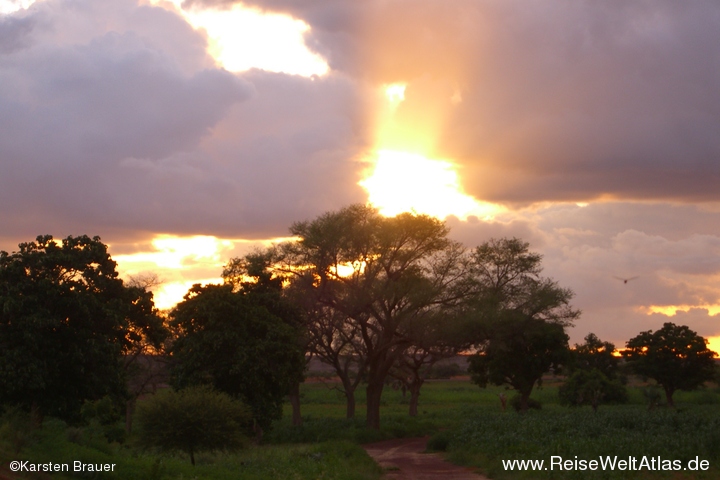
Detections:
[614, 276, 639, 284]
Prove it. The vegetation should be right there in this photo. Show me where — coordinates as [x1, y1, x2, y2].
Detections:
[623, 322, 718, 407]
[467, 238, 579, 411]
[558, 368, 628, 411]
[2, 225, 719, 480]
[559, 334, 628, 410]
[169, 283, 305, 435]
[258, 204, 474, 429]
[0, 235, 164, 422]
[135, 385, 251, 465]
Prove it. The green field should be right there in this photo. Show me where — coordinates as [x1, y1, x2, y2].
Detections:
[2, 378, 719, 479]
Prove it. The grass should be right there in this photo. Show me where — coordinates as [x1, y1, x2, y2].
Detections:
[2, 378, 719, 479]
[0, 409, 381, 480]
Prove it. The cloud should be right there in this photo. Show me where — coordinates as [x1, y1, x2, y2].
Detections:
[3, 0, 720, 345]
[0, 0, 370, 244]
[236, 0, 720, 205]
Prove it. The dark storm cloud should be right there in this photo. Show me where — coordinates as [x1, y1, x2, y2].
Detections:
[234, 0, 720, 204]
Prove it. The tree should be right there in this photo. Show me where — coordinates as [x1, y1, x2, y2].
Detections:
[169, 283, 305, 436]
[570, 333, 621, 379]
[389, 310, 467, 417]
[466, 238, 579, 412]
[222, 250, 309, 426]
[135, 386, 251, 465]
[623, 322, 718, 407]
[0, 235, 164, 422]
[559, 333, 627, 411]
[275, 204, 471, 429]
[469, 316, 570, 412]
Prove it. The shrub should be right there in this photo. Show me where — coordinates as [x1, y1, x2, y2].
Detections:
[510, 395, 541, 412]
[135, 386, 252, 465]
[559, 369, 628, 411]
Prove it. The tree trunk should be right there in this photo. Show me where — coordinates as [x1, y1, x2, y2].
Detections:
[519, 390, 531, 413]
[664, 387, 675, 408]
[345, 388, 356, 419]
[408, 379, 423, 417]
[190, 448, 195, 466]
[289, 381, 302, 426]
[366, 378, 384, 430]
[337, 374, 358, 419]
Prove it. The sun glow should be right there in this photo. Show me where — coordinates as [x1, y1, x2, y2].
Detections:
[0, 0, 34, 15]
[148, 0, 328, 76]
[642, 304, 720, 317]
[707, 336, 720, 354]
[385, 83, 406, 105]
[362, 81, 502, 221]
[360, 150, 503, 220]
[113, 234, 296, 310]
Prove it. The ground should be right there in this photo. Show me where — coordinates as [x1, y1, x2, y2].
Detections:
[363, 437, 488, 480]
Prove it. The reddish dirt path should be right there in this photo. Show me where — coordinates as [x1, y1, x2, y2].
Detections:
[363, 437, 489, 480]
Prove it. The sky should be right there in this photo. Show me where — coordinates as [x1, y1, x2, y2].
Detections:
[1, 0, 720, 351]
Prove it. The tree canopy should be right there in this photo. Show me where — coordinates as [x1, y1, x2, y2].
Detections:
[623, 322, 717, 407]
[467, 238, 579, 412]
[273, 204, 471, 429]
[0, 235, 164, 421]
[169, 283, 305, 433]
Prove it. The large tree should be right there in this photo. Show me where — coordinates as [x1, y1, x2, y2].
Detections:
[275, 204, 471, 429]
[0, 235, 164, 422]
[222, 250, 309, 425]
[169, 283, 305, 436]
[623, 322, 717, 407]
[466, 238, 579, 412]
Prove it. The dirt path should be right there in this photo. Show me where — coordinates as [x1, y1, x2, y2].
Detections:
[363, 437, 489, 480]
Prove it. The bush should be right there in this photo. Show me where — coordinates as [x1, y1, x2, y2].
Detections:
[559, 369, 628, 411]
[135, 386, 252, 465]
[510, 395, 541, 412]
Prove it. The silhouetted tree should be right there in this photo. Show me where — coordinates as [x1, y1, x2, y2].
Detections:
[467, 238, 579, 412]
[570, 333, 621, 379]
[169, 283, 305, 437]
[623, 322, 717, 407]
[222, 250, 308, 425]
[275, 205, 472, 429]
[0, 235, 164, 422]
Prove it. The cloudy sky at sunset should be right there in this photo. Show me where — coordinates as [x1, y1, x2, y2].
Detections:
[2, 0, 720, 350]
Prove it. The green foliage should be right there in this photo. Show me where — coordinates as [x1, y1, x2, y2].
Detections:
[169, 283, 305, 432]
[0, 235, 164, 422]
[623, 322, 718, 406]
[12, 411, 381, 479]
[570, 333, 621, 379]
[467, 238, 577, 413]
[469, 317, 569, 412]
[559, 369, 628, 411]
[135, 385, 252, 465]
[447, 406, 720, 479]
